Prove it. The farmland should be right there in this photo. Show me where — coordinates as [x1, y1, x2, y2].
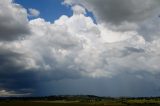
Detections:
[0, 95, 160, 106]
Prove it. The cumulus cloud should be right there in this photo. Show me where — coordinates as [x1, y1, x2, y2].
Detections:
[0, 0, 30, 41]
[2, 9, 159, 80]
[64, 0, 160, 40]
[28, 8, 40, 17]
[1, 0, 160, 96]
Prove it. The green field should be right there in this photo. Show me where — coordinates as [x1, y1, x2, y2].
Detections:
[1, 99, 160, 106]
[1, 96, 160, 106]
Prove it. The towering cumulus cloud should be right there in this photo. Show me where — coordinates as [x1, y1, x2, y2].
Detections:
[0, 0, 160, 96]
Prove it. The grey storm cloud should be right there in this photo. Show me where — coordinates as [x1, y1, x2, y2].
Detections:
[138, 16, 160, 41]
[1, 0, 160, 96]
[0, 45, 38, 93]
[125, 47, 145, 53]
[64, 0, 160, 25]
[0, 0, 30, 41]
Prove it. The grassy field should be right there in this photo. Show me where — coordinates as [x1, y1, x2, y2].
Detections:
[1, 96, 160, 106]
[1, 99, 160, 106]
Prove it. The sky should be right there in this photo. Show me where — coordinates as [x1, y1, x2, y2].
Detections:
[0, 0, 160, 97]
